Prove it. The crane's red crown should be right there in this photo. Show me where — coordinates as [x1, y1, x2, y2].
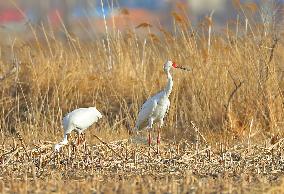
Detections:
[172, 62, 178, 68]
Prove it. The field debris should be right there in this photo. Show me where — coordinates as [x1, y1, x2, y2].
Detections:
[1, 137, 284, 193]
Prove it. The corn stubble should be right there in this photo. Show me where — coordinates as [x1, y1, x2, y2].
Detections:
[1, 2, 284, 193]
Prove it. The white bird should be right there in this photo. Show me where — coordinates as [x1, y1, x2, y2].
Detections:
[133, 60, 189, 152]
[55, 107, 103, 152]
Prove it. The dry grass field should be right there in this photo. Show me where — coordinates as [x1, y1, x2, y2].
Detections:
[1, 2, 284, 193]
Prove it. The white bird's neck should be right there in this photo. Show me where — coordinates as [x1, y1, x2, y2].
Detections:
[55, 133, 69, 151]
[63, 134, 68, 143]
[59, 133, 68, 145]
[164, 70, 173, 97]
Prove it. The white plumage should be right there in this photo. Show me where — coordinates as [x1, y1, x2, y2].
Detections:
[133, 60, 189, 148]
[135, 91, 170, 131]
[55, 107, 102, 151]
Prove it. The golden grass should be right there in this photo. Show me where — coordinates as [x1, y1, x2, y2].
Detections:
[0, 3, 284, 193]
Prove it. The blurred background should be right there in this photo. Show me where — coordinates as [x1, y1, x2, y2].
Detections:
[0, 0, 282, 42]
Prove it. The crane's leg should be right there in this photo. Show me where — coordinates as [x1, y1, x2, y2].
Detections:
[147, 118, 154, 146]
[157, 128, 160, 154]
[67, 134, 70, 150]
[82, 133, 86, 143]
[148, 129, 152, 146]
[76, 131, 81, 146]
[82, 133, 86, 150]
[157, 119, 164, 154]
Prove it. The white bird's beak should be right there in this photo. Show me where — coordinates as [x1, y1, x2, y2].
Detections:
[172, 62, 190, 71]
[176, 66, 190, 71]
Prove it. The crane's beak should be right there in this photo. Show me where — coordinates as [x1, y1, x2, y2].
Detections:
[172, 62, 190, 71]
[176, 66, 191, 71]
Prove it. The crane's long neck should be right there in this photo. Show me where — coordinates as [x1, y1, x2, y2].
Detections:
[55, 133, 69, 151]
[164, 70, 173, 97]
[62, 134, 68, 143]
[59, 133, 68, 145]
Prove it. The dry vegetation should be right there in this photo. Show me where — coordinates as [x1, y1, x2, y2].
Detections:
[1, 1, 284, 193]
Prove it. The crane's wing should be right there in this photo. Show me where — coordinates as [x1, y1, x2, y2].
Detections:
[165, 99, 170, 115]
[135, 97, 158, 130]
[63, 107, 102, 133]
[72, 107, 102, 129]
[164, 99, 170, 121]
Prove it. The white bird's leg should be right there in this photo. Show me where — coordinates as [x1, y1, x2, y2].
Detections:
[76, 131, 81, 146]
[157, 119, 164, 154]
[82, 133, 86, 150]
[82, 133, 86, 143]
[148, 130, 152, 146]
[147, 118, 154, 146]
[158, 119, 164, 143]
